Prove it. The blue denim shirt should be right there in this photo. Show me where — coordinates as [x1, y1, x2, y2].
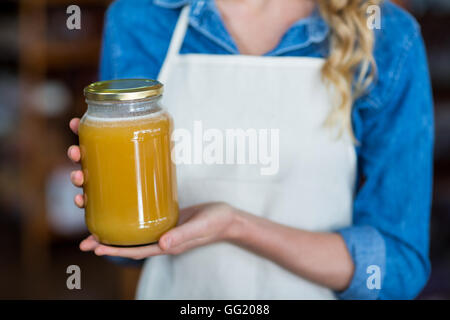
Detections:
[100, 0, 434, 299]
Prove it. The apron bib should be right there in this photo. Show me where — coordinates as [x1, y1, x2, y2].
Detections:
[137, 6, 356, 299]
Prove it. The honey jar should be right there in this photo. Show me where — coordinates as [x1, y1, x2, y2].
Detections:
[79, 79, 178, 246]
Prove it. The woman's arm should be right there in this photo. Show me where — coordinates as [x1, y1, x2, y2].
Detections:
[68, 114, 354, 289]
[70, 190, 355, 291]
[68, 128, 354, 290]
[66, 156, 354, 292]
[334, 17, 434, 299]
[228, 209, 355, 291]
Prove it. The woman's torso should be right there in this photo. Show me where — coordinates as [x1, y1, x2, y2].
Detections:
[136, 5, 356, 299]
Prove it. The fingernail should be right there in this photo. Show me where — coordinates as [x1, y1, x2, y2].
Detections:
[70, 171, 75, 180]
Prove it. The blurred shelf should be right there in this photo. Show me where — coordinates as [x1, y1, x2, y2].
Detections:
[21, 39, 101, 72]
[15, 0, 120, 298]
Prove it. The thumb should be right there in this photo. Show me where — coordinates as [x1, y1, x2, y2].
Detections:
[159, 218, 203, 250]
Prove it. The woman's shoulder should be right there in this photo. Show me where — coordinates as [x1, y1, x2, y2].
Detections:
[105, 0, 180, 38]
[379, 1, 420, 31]
[101, 0, 183, 79]
[375, 1, 421, 52]
[360, 1, 426, 110]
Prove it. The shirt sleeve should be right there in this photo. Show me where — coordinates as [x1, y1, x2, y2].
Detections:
[99, 0, 176, 81]
[335, 27, 434, 300]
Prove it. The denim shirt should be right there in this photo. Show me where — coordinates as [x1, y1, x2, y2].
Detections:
[100, 0, 434, 299]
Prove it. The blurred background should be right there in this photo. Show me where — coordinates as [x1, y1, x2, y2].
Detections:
[0, 0, 449, 299]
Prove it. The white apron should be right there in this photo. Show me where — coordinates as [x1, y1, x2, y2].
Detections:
[137, 6, 356, 300]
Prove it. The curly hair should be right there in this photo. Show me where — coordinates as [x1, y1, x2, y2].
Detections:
[318, 0, 381, 140]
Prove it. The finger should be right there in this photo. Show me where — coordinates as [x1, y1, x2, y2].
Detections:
[70, 170, 84, 187]
[69, 118, 80, 135]
[159, 220, 204, 250]
[79, 235, 100, 251]
[74, 194, 85, 208]
[94, 243, 164, 260]
[165, 237, 208, 255]
[67, 145, 81, 163]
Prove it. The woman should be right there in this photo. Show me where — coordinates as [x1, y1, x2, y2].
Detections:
[67, 0, 433, 299]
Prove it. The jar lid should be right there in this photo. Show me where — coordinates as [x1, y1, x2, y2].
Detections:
[84, 79, 163, 101]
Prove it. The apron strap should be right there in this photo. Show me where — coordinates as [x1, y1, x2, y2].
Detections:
[158, 5, 190, 84]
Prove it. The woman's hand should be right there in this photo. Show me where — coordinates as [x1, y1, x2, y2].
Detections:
[80, 202, 237, 259]
[67, 118, 238, 259]
[67, 118, 85, 208]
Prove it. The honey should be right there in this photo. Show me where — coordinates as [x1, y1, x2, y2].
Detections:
[79, 104, 178, 246]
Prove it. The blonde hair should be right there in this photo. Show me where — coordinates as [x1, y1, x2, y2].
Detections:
[318, 0, 381, 140]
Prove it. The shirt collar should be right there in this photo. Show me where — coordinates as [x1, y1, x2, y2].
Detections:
[153, 0, 329, 55]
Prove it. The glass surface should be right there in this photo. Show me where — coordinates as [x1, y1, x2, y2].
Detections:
[79, 108, 178, 246]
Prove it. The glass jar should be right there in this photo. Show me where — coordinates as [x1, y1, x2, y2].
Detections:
[79, 79, 178, 246]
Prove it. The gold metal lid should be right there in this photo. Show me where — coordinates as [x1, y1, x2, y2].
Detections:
[84, 79, 163, 101]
